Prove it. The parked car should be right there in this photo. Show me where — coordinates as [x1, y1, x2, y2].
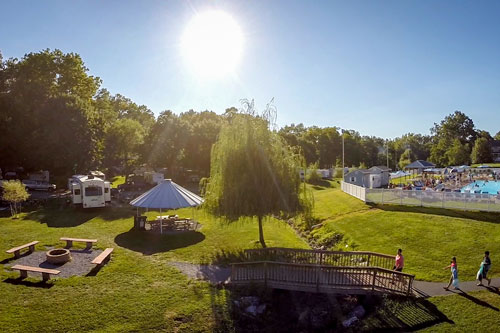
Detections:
[22, 180, 56, 191]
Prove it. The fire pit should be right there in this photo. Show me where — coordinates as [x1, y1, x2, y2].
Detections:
[46, 249, 71, 265]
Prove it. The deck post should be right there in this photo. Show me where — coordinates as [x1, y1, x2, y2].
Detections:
[316, 266, 320, 292]
[264, 262, 267, 287]
[371, 270, 377, 292]
[319, 252, 323, 265]
[367, 253, 371, 267]
[407, 277, 413, 296]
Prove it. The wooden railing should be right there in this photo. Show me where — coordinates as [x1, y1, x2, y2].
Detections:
[244, 248, 395, 270]
[231, 261, 415, 296]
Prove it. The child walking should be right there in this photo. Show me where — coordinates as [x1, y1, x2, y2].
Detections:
[444, 257, 459, 290]
[477, 251, 492, 286]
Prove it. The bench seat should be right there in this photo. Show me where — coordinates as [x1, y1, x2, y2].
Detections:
[11, 264, 60, 281]
[6, 241, 39, 258]
[92, 248, 114, 266]
[60, 237, 97, 249]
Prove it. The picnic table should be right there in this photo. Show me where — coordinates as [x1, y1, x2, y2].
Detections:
[149, 216, 196, 233]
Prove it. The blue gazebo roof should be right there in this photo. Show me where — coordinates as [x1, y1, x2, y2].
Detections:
[129, 179, 203, 209]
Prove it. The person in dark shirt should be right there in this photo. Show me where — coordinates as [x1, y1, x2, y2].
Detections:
[477, 251, 491, 286]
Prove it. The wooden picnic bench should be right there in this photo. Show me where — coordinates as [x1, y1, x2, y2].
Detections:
[6, 241, 39, 258]
[91, 248, 114, 266]
[60, 237, 97, 249]
[11, 264, 60, 281]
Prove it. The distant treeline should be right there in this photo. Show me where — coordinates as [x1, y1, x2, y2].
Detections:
[0, 49, 498, 179]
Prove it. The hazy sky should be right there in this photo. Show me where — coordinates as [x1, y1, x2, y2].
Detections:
[1, 1, 500, 138]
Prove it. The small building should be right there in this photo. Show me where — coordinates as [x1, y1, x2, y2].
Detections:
[491, 140, 500, 162]
[368, 166, 391, 186]
[344, 168, 388, 188]
[404, 160, 436, 174]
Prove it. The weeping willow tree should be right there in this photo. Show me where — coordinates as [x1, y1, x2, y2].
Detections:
[204, 101, 311, 248]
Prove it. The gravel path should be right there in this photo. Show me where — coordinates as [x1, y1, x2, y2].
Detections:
[168, 262, 231, 284]
[5, 248, 103, 278]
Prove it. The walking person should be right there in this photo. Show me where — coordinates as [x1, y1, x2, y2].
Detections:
[391, 249, 404, 285]
[443, 257, 459, 290]
[477, 251, 492, 286]
[394, 248, 404, 272]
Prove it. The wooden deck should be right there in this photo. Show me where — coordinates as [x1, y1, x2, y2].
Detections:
[230, 248, 415, 296]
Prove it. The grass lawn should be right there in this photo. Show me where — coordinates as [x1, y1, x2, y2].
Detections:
[311, 184, 500, 282]
[2, 181, 500, 331]
[471, 163, 500, 168]
[422, 290, 500, 332]
[0, 201, 306, 332]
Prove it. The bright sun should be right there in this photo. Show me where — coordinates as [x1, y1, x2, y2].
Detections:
[181, 11, 243, 78]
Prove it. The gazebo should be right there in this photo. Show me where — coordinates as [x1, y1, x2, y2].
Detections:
[405, 160, 436, 177]
[129, 179, 203, 233]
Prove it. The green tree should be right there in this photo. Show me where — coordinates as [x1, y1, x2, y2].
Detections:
[494, 131, 500, 141]
[2, 180, 30, 217]
[104, 118, 145, 169]
[205, 111, 308, 248]
[446, 139, 470, 166]
[398, 149, 413, 169]
[471, 137, 492, 164]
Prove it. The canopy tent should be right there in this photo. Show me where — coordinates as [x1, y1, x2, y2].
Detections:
[390, 170, 410, 178]
[130, 179, 203, 233]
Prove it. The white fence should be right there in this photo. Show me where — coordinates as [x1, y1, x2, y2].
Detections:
[341, 181, 500, 213]
[341, 182, 366, 201]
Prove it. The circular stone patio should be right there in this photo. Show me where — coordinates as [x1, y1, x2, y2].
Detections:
[7, 248, 103, 278]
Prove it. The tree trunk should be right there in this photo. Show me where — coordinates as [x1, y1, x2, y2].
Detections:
[258, 215, 267, 248]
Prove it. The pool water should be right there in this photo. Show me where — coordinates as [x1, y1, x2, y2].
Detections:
[461, 180, 500, 194]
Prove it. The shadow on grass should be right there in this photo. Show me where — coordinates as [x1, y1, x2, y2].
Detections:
[373, 204, 500, 224]
[23, 203, 133, 228]
[457, 291, 499, 311]
[486, 286, 500, 295]
[362, 296, 454, 332]
[208, 249, 248, 266]
[3, 277, 54, 289]
[114, 228, 205, 255]
[0, 250, 35, 265]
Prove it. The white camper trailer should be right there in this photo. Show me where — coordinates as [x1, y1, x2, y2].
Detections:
[68, 175, 111, 208]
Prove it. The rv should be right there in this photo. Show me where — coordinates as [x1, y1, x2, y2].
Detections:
[68, 174, 111, 208]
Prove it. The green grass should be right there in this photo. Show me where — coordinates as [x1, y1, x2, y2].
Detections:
[2, 180, 500, 331]
[421, 290, 500, 332]
[312, 187, 500, 282]
[471, 163, 500, 168]
[0, 202, 306, 332]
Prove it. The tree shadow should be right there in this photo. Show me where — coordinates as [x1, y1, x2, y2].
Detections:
[23, 204, 133, 228]
[3, 277, 54, 289]
[457, 291, 499, 311]
[372, 204, 500, 224]
[114, 228, 205, 255]
[209, 249, 247, 266]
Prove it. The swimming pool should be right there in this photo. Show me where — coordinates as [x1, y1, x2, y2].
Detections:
[461, 180, 500, 194]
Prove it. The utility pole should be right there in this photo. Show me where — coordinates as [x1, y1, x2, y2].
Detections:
[386, 140, 389, 168]
[342, 129, 345, 181]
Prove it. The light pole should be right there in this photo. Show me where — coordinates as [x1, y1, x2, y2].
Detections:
[341, 129, 345, 181]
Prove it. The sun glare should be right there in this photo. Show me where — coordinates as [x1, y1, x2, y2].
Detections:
[181, 11, 243, 78]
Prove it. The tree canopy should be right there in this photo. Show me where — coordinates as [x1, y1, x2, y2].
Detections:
[204, 109, 308, 247]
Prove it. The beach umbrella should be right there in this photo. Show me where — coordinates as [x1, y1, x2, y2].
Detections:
[130, 179, 203, 233]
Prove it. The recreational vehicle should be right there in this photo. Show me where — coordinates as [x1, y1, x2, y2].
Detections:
[68, 174, 111, 208]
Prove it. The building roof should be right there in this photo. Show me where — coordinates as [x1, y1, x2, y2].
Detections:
[369, 166, 391, 172]
[404, 160, 436, 169]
